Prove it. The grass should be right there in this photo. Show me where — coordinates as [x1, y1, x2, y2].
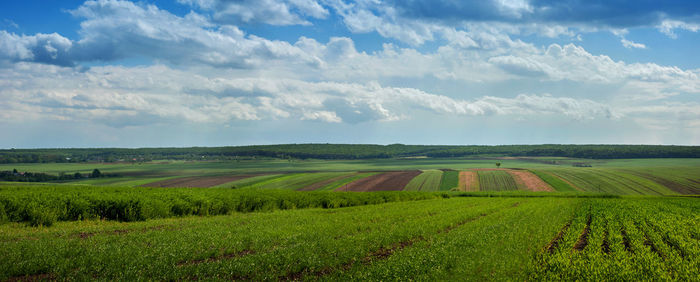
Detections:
[438, 170, 459, 191]
[477, 170, 519, 191]
[404, 170, 443, 191]
[1, 195, 696, 280]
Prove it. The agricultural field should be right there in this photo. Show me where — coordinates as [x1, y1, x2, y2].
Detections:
[1, 155, 699, 280]
[1, 191, 697, 280]
[1, 158, 699, 195]
[438, 170, 459, 191]
[538, 168, 678, 195]
[477, 170, 520, 191]
[404, 170, 443, 191]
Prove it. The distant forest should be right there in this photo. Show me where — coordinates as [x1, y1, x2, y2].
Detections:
[0, 144, 698, 163]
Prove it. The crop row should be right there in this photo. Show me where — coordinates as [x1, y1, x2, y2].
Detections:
[532, 198, 700, 280]
[477, 170, 519, 191]
[538, 168, 676, 195]
[0, 184, 444, 226]
[0, 197, 572, 280]
[404, 170, 443, 191]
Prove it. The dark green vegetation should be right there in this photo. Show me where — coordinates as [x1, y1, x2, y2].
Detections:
[1, 195, 697, 280]
[438, 170, 459, 191]
[0, 184, 443, 227]
[0, 168, 112, 182]
[477, 170, 520, 191]
[2, 144, 699, 163]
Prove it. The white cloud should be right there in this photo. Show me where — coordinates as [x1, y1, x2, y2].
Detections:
[620, 38, 646, 49]
[0, 62, 625, 127]
[179, 0, 329, 26]
[658, 20, 700, 39]
[0, 31, 73, 66]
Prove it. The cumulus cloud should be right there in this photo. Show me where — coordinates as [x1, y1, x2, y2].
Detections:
[0, 31, 74, 66]
[1, 0, 321, 68]
[0, 63, 624, 127]
[178, 0, 329, 26]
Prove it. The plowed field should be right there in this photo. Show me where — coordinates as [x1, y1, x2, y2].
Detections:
[458, 171, 478, 191]
[508, 170, 554, 191]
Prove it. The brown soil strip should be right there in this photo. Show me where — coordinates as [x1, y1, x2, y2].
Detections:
[573, 213, 593, 251]
[643, 234, 663, 259]
[338, 171, 421, 191]
[140, 174, 260, 188]
[177, 249, 256, 267]
[7, 273, 55, 282]
[507, 170, 554, 192]
[299, 173, 357, 191]
[545, 219, 573, 254]
[458, 171, 478, 191]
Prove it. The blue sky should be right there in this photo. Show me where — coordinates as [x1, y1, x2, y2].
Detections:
[1, 0, 699, 147]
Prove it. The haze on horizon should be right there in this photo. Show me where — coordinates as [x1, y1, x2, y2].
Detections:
[1, 0, 699, 148]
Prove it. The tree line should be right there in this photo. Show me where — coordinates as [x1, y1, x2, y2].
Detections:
[0, 144, 698, 163]
[0, 169, 112, 182]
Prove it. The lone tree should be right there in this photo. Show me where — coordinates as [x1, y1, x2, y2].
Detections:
[12, 168, 18, 174]
[91, 169, 102, 178]
[496, 162, 501, 168]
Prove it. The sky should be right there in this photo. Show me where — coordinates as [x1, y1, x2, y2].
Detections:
[0, 0, 699, 148]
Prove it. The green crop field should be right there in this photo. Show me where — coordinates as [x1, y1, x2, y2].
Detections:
[404, 170, 443, 191]
[1, 190, 697, 280]
[540, 168, 678, 195]
[477, 170, 519, 191]
[438, 170, 459, 191]
[1, 155, 700, 279]
[530, 169, 578, 192]
[2, 158, 699, 196]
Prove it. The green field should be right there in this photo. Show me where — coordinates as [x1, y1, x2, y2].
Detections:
[2, 158, 699, 196]
[530, 169, 578, 192]
[438, 170, 459, 191]
[404, 170, 443, 191]
[477, 170, 519, 191]
[540, 168, 677, 195]
[1, 193, 697, 280]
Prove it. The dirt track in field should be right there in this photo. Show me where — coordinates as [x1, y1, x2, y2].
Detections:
[458, 171, 478, 191]
[141, 175, 259, 188]
[507, 170, 554, 192]
[337, 171, 421, 192]
[298, 173, 357, 191]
